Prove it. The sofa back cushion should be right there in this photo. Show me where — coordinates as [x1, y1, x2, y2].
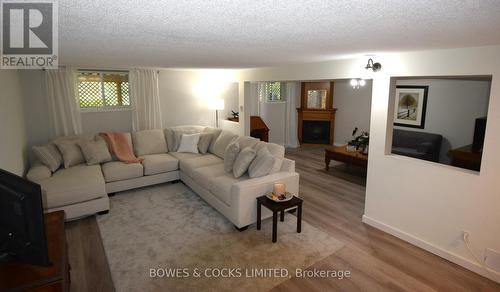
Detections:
[51, 133, 98, 168]
[96, 133, 133, 161]
[234, 136, 259, 149]
[255, 141, 285, 173]
[164, 125, 206, 152]
[209, 130, 238, 159]
[132, 129, 168, 156]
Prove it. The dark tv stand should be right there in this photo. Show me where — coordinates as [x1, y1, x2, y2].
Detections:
[0, 211, 69, 291]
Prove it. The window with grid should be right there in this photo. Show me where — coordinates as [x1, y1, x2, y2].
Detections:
[257, 81, 286, 102]
[76, 71, 130, 110]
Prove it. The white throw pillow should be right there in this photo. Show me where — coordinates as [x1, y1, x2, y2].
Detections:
[177, 133, 200, 153]
[232, 147, 256, 178]
[224, 141, 240, 173]
[248, 147, 275, 178]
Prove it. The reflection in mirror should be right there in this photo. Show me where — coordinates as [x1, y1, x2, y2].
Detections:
[389, 76, 491, 172]
[307, 90, 327, 109]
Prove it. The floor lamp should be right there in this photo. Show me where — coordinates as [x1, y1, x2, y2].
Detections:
[209, 99, 225, 128]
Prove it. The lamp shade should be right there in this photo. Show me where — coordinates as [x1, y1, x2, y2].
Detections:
[209, 98, 225, 110]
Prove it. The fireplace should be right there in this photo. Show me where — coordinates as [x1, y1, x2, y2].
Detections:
[302, 121, 330, 144]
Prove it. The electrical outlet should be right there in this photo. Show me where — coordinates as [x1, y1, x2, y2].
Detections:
[485, 248, 500, 272]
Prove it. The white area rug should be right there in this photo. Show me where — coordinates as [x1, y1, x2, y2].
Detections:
[97, 183, 343, 292]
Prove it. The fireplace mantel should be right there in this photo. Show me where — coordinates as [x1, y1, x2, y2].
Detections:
[297, 82, 337, 145]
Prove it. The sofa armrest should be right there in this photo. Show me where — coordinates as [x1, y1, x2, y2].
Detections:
[231, 172, 300, 227]
[26, 162, 52, 183]
[280, 158, 295, 172]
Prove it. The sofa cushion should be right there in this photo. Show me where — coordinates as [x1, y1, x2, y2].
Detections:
[224, 141, 240, 173]
[234, 136, 259, 150]
[208, 173, 248, 206]
[164, 126, 206, 152]
[39, 165, 106, 209]
[177, 133, 200, 153]
[32, 143, 63, 172]
[209, 130, 238, 159]
[96, 133, 133, 162]
[78, 139, 112, 165]
[168, 152, 202, 161]
[26, 162, 52, 183]
[180, 154, 223, 178]
[101, 161, 144, 182]
[142, 154, 179, 176]
[132, 129, 168, 156]
[255, 141, 285, 173]
[248, 147, 275, 178]
[191, 163, 226, 190]
[233, 147, 256, 178]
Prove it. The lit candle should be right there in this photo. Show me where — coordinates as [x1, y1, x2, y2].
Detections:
[273, 183, 286, 196]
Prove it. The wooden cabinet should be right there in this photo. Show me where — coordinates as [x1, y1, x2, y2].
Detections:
[0, 211, 70, 292]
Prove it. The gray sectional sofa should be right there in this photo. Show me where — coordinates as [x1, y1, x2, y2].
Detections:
[27, 126, 299, 229]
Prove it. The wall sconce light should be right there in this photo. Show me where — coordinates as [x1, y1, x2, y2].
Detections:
[350, 78, 366, 89]
[365, 58, 382, 72]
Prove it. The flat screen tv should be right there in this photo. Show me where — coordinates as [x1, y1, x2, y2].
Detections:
[0, 169, 50, 266]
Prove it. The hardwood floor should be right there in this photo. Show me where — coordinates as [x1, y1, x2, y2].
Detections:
[65, 146, 500, 292]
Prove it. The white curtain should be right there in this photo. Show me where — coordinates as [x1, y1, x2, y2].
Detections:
[285, 82, 300, 148]
[130, 69, 163, 131]
[45, 68, 82, 137]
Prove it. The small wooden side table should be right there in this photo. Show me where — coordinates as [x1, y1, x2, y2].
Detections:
[256, 195, 303, 243]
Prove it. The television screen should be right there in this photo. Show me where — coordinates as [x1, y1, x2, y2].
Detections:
[0, 169, 50, 266]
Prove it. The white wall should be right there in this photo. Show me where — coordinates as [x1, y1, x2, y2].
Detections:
[236, 45, 500, 282]
[158, 69, 239, 128]
[394, 79, 490, 164]
[0, 70, 28, 176]
[19, 69, 239, 152]
[333, 79, 372, 145]
[259, 101, 286, 145]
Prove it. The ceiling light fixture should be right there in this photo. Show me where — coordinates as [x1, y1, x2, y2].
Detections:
[350, 78, 366, 89]
[365, 58, 382, 72]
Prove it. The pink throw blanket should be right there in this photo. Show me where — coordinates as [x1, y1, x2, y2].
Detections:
[100, 132, 143, 164]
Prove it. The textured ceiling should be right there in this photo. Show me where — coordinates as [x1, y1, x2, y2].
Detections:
[58, 0, 500, 68]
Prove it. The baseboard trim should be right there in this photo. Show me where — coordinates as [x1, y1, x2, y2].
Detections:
[362, 215, 500, 283]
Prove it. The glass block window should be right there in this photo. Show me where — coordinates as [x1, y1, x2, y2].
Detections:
[257, 81, 286, 102]
[76, 71, 130, 109]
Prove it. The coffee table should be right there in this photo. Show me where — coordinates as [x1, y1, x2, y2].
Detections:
[325, 145, 368, 170]
[256, 195, 303, 243]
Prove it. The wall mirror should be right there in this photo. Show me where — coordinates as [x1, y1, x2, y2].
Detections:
[307, 90, 327, 109]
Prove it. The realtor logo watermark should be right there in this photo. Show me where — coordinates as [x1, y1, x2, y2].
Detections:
[1, 0, 58, 69]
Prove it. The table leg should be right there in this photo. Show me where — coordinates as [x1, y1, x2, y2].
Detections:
[297, 203, 302, 233]
[280, 210, 285, 222]
[272, 211, 277, 243]
[257, 201, 261, 230]
[325, 155, 331, 171]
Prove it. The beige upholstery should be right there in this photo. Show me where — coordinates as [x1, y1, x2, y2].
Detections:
[209, 173, 248, 206]
[142, 153, 179, 175]
[180, 154, 222, 178]
[209, 130, 238, 158]
[191, 163, 225, 189]
[132, 129, 168, 156]
[39, 164, 106, 209]
[96, 133, 133, 162]
[26, 162, 52, 183]
[102, 161, 143, 182]
[169, 152, 202, 161]
[164, 125, 206, 151]
[26, 126, 299, 225]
